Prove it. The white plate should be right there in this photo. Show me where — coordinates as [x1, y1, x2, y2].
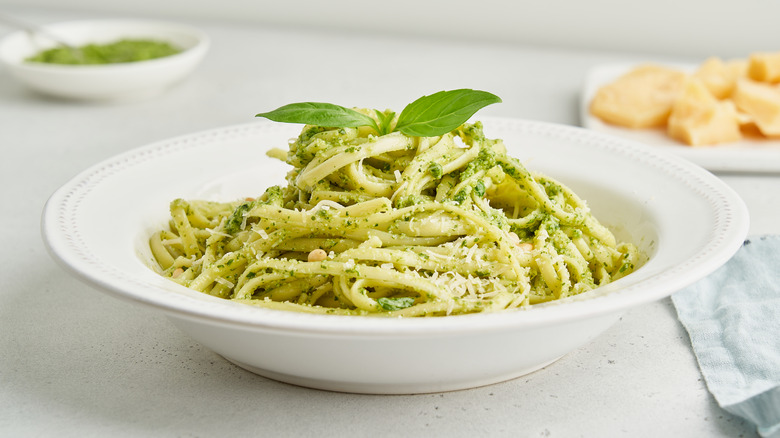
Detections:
[42, 118, 749, 393]
[580, 63, 780, 173]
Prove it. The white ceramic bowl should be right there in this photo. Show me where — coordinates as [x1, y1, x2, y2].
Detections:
[0, 19, 208, 101]
[41, 118, 749, 394]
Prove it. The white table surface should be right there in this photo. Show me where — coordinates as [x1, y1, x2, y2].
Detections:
[1, 7, 774, 438]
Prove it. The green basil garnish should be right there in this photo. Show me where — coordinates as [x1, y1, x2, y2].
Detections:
[255, 89, 501, 138]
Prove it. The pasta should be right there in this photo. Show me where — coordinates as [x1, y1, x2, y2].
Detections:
[149, 113, 640, 316]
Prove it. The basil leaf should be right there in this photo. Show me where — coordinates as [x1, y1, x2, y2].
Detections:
[256, 102, 379, 132]
[394, 89, 501, 137]
[255, 90, 502, 138]
[373, 109, 396, 135]
[377, 297, 415, 311]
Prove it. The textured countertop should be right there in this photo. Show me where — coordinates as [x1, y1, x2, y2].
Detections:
[1, 6, 773, 437]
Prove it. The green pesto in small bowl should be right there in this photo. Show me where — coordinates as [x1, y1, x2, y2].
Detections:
[26, 38, 182, 65]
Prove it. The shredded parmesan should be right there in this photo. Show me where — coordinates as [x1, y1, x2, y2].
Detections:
[253, 229, 269, 240]
[240, 211, 249, 230]
[215, 277, 235, 288]
[205, 228, 232, 238]
[390, 180, 408, 203]
[425, 250, 453, 262]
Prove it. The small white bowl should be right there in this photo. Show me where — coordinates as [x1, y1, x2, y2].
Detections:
[42, 118, 749, 394]
[0, 19, 209, 101]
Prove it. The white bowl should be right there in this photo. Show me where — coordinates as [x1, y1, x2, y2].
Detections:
[0, 19, 208, 101]
[41, 118, 749, 393]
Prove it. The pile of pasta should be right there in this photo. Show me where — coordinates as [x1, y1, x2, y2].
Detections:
[590, 51, 780, 146]
[150, 117, 640, 316]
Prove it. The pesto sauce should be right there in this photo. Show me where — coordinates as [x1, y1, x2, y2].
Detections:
[26, 39, 182, 65]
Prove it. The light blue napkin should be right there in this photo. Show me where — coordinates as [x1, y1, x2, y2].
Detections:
[672, 235, 780, 438]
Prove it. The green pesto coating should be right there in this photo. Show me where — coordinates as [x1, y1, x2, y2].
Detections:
[26, 39, 182, 65]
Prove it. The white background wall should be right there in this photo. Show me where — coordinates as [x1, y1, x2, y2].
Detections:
[1, 0, 777, 59]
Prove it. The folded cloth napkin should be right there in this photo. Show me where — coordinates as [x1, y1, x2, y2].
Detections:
[672, 235, 780, 438]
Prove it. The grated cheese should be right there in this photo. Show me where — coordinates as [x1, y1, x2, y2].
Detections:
[215, 277, 235, 288]
[240, 211, 249, 230]
[307, 200, 345, 217]
[253, 229, 269, 240]
[425, 250, 453, 262]
[390, 180, 408, 203]
[205, 228, 232, 239]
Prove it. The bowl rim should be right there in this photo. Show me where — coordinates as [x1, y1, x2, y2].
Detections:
[0, 18, 210, 70]
[41, 117, 750, 336]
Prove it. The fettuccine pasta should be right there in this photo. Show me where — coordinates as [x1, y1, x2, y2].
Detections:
[149, 113, 640, 316]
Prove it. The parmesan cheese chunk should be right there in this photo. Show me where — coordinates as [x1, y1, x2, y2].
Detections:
[732, 78, 780, 136]
[668, 78, 742, 146]
[693, 57, 747, 99]
[590, 64, 688, 128]
[747, 52, 780, 83]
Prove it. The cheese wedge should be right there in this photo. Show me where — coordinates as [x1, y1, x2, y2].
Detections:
[590, 65, 688, 128]
[732, 78, 780, 136]
[667, 78, 742, 146]
[693, 57, 747, 99]
[747, 52, 780, 83]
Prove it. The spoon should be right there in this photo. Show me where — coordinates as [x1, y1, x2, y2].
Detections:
[0, 13, 82, 57]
